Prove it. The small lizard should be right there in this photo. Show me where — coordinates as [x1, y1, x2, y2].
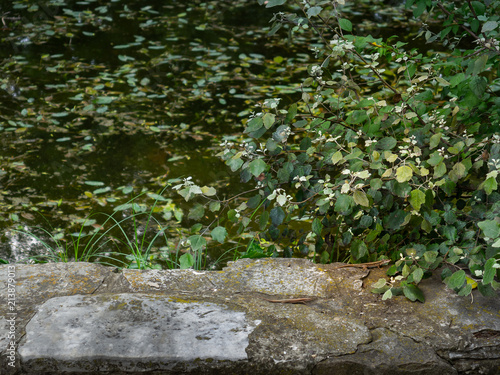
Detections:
[332, 259, 390, 270]
[260, 297, 315, 304]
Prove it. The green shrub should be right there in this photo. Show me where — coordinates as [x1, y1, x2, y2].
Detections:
[209, 0, 500, 300]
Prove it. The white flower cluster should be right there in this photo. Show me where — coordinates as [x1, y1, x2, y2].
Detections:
[340, 169, 371, 193]
[293, 175, 312, 189]
[475, 37, 500, 51]
[173, 176, 195, 190]
[263, 98, 281, 109]
[398, 136, 421, 158]
[319, 175, 337, 202]
[219, 140, 235, 156]
[488, 158, 500, 170]
[312, 131, 341, 144]
[310, 65, 323, 77]
[330, 36, 354, 56]
[268, 188, 293, 206]
[437, 146, 449, 159]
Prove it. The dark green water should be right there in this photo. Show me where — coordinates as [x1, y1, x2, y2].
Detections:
[0, 0, 419, 267]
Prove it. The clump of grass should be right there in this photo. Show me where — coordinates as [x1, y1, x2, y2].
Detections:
[14, 188, 183, 269]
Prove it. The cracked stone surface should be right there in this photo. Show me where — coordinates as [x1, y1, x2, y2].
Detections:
[0, 259, 499, 374]
[19, 293, 259, 373]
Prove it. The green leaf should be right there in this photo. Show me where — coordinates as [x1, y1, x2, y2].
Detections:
[84, 180, 105, 186]
[470, 76, 487, 97]
[445, 270, 466, 289]
[372, 278, 387, 289]
[211, 226, 228, 244]
[482, 258, 497, 285]
[201, 186, 217, 196]
[245, 117, 264, 133]
[473, 54, 488, 75]
[285, 103, 297, 123]
[339, 18, 352, 32]
[482, 20, 498, 33]
[353, 190, 370, 207]
[179, 253, 194, 269]
[403, 284, 425, 302]
[265, 0, 286, 7]
[263, 113, 276, 129]
[346, 110, 368, 124]
[396, 166, 413, 183]
[478, 220, 500, 238]
[458, 283, 473, 297]
[433, 161, 446, 178]
[188, 204, 205, 220]
[386, 209, 406, 231]
[351, 239, 368, 260]
[478, 282, 497, 297]
[188, 235, 206, 251]
[483, 177, 498, 195]
[409, 189, 425, 211]
[122, 186, 133, 194]
[226, 157, 243, 172]
[270, 206, 285, 226]
[209, 201, 220, 212]
[259, 210, 269, 230]
[331, 151, 343, 165]
[448, 162, 466, 182]
[93, 96, 116, 104]
[382, 289, 393, 300]
[248, 158, 267, 177]
[471, 1, 485, 15]
[413, 0, 426, 18]
[312, 217, 323, 236]
[423, 251, 438, 263]
[410, 267, 424, 284]
[429, 133, 441, 149]
[334, 194, 353, 213]
[376, 137, 397, 150]
[306, 6, 322, 18]
[427, 152, 444, 166]
[450, 73, 465, 87]
[93, 187, 111, 195]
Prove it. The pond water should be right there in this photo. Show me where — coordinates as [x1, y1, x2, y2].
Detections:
[0, 0, 422, 267]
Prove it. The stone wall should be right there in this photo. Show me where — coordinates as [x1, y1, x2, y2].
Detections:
[0, 259, 499, 374]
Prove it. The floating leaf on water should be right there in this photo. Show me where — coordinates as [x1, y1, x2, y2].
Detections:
[93, 96, 116, 104]
[84, 181, 105, 186]
[93, 187, 111, 195]
[114, 203, 133, 211]
[168, 155, 185, 162]
[122, 186, 134, 194]
[52, 112, 69, 117]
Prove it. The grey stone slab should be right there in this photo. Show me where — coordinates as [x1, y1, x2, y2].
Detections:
[0, 263, 111, 302]
[1, 259, 499, 374]
[18, 293, 259, 372]
[214, 258, 335, 297]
